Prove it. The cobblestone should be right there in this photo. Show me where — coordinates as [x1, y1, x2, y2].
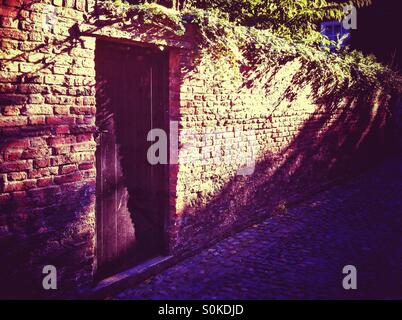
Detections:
[116, 156, 402, 299]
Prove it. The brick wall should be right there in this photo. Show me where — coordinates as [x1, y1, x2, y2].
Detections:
[169, 51, 393, 256]
[0, 0, 394, 298]
[0, 0, 98, 298]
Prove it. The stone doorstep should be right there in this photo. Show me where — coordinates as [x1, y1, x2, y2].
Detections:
[88, 255, 176, 300]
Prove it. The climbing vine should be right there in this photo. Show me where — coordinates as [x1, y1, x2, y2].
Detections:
[97, 0, 402, 94]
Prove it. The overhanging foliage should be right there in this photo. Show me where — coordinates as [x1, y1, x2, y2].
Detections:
[97, 0, 402, 95]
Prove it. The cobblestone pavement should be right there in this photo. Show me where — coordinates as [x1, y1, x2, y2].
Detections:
[116, 156, 402, 299]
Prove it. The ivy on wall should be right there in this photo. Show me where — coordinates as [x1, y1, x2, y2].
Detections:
[97, 0, 402, 95]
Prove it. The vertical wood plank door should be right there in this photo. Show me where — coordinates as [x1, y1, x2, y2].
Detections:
[95, 40, 169, 280]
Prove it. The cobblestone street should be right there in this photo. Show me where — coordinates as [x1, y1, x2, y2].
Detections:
[116, 156, 402, 300]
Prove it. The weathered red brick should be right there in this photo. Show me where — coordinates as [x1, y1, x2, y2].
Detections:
[0, 39, 18, 50]
[3, 139, 30, 149]
[3, 179, 36, 192]
[0, 116, 27, 127]
[81, 169, 95, 179]
[44, 75, 65, 85]
[53, 66, 69, 75]
[54, 172, 82, 184]
[46, 116, 76, 125]
[78, 163, 94, 170]
[76, 96, 95, 106]
[33, 158, 50, 168]
[19, 63, 42, 74]
[37, 177, 53, 187]
[0, 160, 32, 173]
[0, 84, 18, 93]
[24, 105, 53, 115]
[50, 155, 70, 166]
[0, 16, 18, 28]
[18, 84, 49, 94]
[28, 32, 43, 42]
[4, 149, 23, 161]
[1, 105, 21, 116]
[0, 94, 28, 105]
[0, 28, 27, 41]
[60, 164, 78, 175]
[69, 152, 94, 163]
[48, 136, 76, 146]
[70, 106, 96, 115]
[28, 116, 46, 125]
[52, 145, 71, 155]
[53, 106, 70, 115]
[30, 137, 47, 147]
[45, 96, 74, 105]
[76, 133, 93, 143]
[28, 168, 51, 179]
[0, 72, 19, 83]
[8, 171, 27, 181]
[23, 74, 44, 84]
[71, 142, 96, 152]
[83, 117, 96, 126]
[22, 147, 50, 159]
[55, 125, 70, 134]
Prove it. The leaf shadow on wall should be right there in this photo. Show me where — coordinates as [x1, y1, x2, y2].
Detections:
[172, 51, 395, 298]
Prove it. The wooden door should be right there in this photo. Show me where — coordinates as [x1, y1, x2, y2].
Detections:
[95, 40, 168, 279]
